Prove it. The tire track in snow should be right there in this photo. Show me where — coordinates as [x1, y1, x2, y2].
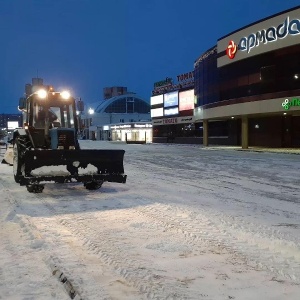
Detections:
[0, 179, 109, 300]
[0, 179, 73, 300]
[32, 193, 132, 300]
[57, 214, 192, 299]
[34, 189, 217, 299]
[36, 192, 300, 299]
[126, 158, 300, 282]
[16, 215, 84, 300]
[132, 201, 300, 282]
[25, 190, 192, 299]
[3, 186, 300, 298]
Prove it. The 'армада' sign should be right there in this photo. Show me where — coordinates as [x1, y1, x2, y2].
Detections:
[239, 17, 300, 54]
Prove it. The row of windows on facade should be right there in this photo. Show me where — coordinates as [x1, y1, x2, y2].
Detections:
[194, 44, 300, 106]
[96, 98, 150, 114]
[153, 121, 229, 138]
[82, 118, 137, 127]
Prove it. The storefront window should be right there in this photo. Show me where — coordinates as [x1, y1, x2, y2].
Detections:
[194, 47, 219, 106]
[104, 97, 150, 114]
[219, 44, 300, 101]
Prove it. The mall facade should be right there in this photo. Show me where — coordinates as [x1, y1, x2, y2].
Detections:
[152, 6, 300, 148]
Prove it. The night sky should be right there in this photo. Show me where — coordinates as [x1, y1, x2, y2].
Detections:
[1, 0, 299, 113]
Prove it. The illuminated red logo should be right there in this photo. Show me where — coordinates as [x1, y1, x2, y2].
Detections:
[226, 40, 237, 59]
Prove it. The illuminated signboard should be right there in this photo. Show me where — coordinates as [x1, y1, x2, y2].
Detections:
[218, 9, 300, 67]
[163, 118, 177, 124]
[224, 16, 300, 60]
[154, 77, 172, 88]
[152, 72, 194, 96]
[111, 124, 131, 129]
[164, 91, 178, 108]
[7, 121, 19, 129]
[282, 98, 300, 110]
[151, 107, 164, 118]
[238, 17, 300, 54]
[226, 40, 237, 59]
[177, 71, 194, 82]
[134, 123, 152, 128]
[150, 94, 163, 106]
[179, 89, 194, 111]
[164, 107, 178, 116]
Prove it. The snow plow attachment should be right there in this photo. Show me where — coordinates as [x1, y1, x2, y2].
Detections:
[16, 149, 127, 188]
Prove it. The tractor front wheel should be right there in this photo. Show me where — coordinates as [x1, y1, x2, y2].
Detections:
[26, 184, 45, 193]
[84, 180, 103, 190]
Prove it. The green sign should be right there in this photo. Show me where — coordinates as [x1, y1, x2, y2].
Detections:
[282, 98, 300, 110]
[154, 77, 172, 88]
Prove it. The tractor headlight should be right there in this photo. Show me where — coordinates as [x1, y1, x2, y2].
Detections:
[37, 89, 47, 99]
[61, 91, 70, 99]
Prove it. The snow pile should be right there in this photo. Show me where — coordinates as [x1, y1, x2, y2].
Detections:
[77, 164, 98, 175]
[31, 165, 71, 176]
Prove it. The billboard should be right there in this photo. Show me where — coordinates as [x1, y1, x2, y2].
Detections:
[7, 121, 19, 129]
[179, 89, 195, 111]
[151, 107, 164, 118]
[164, 107, 178, 116]
[150, 94, 163, 106]
[164, 91, 178, 108]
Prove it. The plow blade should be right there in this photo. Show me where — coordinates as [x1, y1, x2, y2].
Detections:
[19, 149, 126, 186]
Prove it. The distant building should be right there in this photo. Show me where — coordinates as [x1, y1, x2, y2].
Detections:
[150, 72, 195, 144]
[152, 5, 300, 148]
[0, 114, 22, 130]
[81, 88, 151, 142]
[193, 5, 300, 148]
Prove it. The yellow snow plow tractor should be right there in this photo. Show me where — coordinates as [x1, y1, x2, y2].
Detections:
[11, 89, 127, 193]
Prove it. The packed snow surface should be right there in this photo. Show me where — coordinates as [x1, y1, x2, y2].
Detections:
[0, 141, 300, 299]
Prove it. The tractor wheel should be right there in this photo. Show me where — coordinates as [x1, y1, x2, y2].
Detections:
[13, 138, 24, 183]
[84, 180, 103, 190]
[27, 184, 44, 193]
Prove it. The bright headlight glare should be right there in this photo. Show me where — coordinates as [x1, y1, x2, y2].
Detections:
[37, 89, 47, 99]
[61, 91, 70, 99]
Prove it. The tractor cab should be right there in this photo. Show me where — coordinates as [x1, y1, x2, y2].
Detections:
[19, 90, 79, 149]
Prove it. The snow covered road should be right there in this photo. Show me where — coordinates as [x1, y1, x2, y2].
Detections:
[0, 141, 300, 299]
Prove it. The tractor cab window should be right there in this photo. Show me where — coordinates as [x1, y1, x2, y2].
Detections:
[48, 107, 61, 128]
[33, 102, 75, 129]
[60, 104, 75, 128]
[33, 105, 60, 129]
[33, 105, 46, 128]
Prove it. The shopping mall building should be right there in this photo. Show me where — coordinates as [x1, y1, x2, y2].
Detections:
[152, 6, 300, 148]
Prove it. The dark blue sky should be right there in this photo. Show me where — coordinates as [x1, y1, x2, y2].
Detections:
[1, 0, 299, 113]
